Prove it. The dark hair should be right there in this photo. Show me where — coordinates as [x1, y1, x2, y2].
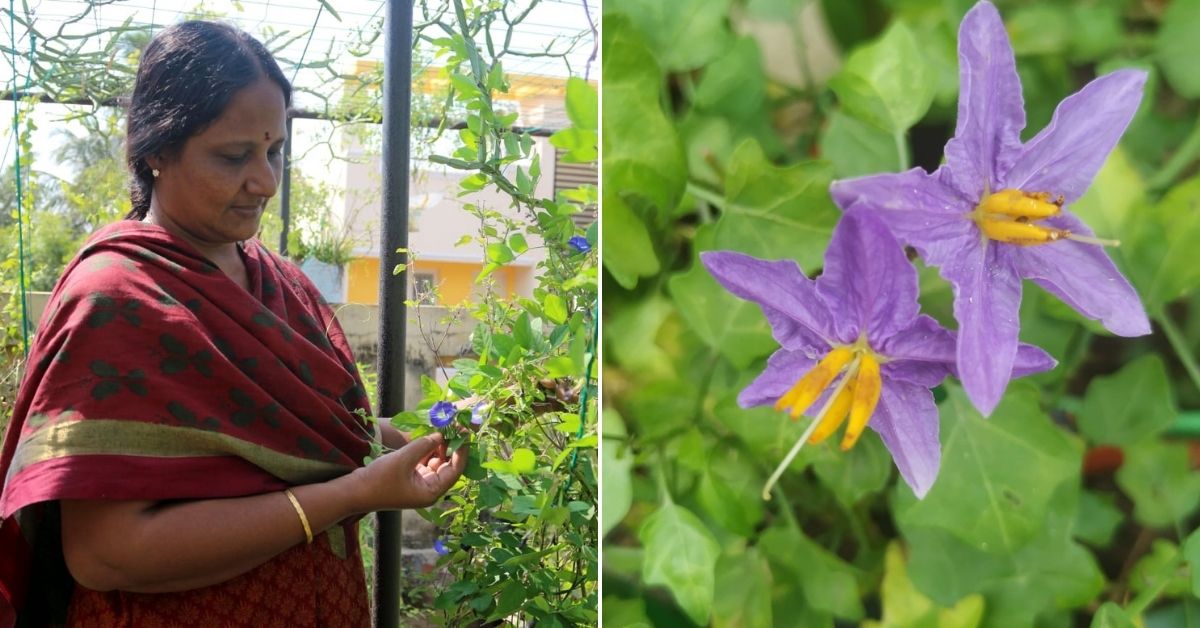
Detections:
[125, 21, 292, 219]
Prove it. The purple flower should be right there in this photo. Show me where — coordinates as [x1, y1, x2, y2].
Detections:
[702, 210, 1053, 498]
[429, 401, 456, 428]
[568, 236, 591, 254]
[434, 538, 450, 555]
[470, 402, 490, 425]
[830, 1, 1149, 416]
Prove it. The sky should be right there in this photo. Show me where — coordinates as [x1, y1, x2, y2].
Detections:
[1, 0, 596, 181]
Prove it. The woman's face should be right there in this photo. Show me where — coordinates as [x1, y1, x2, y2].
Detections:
[149, 77, 288, 248]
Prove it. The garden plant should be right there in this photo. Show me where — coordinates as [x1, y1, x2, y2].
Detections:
[602, 0, 1200, 626]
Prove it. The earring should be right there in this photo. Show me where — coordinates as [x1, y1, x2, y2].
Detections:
[151, 168, 160, 178]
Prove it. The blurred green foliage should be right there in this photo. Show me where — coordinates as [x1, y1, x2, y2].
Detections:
[601, 0, 1200, 626]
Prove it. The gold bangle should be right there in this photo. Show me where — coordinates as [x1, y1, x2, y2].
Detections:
[284, 489, 313, 545]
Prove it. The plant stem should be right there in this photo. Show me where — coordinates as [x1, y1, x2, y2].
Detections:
[1157, 310, 1200, 396]
[1126, 555, 1180, 617]
[687, 181, 725, 222]
[894, 130, 910, 171]
[1147, 119, 1200, 192]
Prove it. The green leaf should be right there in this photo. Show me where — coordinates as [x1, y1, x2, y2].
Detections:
[898, 384, 1080, 553]
[510, 448, 536, 474]
[1116, 439, 1200, 527]
[601, 411, 631, 535]
[1124, 177, 1200, 312]
[508, 233, 528, 254]
[1090, 602, 1136, 628]
[549, 128, 599, 163]
[759, 524, 863, 620]
[1006, 5, 1070, 56]
[902, 481, 1104, 627]
[1073, 490, 1123, 548]
[601, 596, 653, 628]
[1156, 0, 1200, 98]
[604, 0, 734, 71]
[543, 356, 577, 379]
[696, 447, 764, 536]
[820, 109, 901, 178]
[667, 243, 776, 369]
[488, 580, 527, 621]
[486, 243, 515, 264]
[692, 37, 766, 120]
[862, 542, 984, 628]
[601, 15, 683, 288]
[1185, 527, 1200, 597]
[1129, 540, 1190, 599]
[712, 381, 812, 468]
[1078, 355, 1176, 446]
[828, 21, 933, 133]
[715, 140, 839, 272]
[543, 293, 568, 324]
[811, 428, 892, 507]
[638, 502, 719, 626]
[712, 548, 773, 628]
[604, 294, 676, 380]
[564, 76, 597, 131]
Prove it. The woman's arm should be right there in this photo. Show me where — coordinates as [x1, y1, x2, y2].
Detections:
[61, 432, 465, 593]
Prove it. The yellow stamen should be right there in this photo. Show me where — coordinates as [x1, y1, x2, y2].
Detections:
[841, 353, 882, 451]
[762, 357, 860, 501]
[774, 347, 855, 419]
[978, 188, 1062, 219]
[973, 188, 1119, 248]
[977, 219, 1066, 245]
[808, 380, 854, 445]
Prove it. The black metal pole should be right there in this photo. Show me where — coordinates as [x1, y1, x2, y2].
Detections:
[279, 115, 293, 256]
[374, 0, 412, 626]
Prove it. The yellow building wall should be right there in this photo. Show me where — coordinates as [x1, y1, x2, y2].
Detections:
[345, 256, 517, 305]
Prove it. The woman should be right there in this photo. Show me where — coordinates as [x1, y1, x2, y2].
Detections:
[0, 21, 466, 627]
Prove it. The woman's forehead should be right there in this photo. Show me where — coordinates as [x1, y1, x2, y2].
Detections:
[201, 79, 287, 140]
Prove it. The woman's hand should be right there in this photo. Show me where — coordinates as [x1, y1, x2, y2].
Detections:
[350, 433, 468, 511]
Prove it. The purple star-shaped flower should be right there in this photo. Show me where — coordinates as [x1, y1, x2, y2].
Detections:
[830, 1, 1150, 416]
[429, 401, 456, 428]
[702, 210, 1053, 498]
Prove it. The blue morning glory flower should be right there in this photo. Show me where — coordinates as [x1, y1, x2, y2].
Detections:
[470, 402, 490, 426]
[434, 538, 449, 555]
[429, 401, 456, 428]
[568, 236, 591, 254]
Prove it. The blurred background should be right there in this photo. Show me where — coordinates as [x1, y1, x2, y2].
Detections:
[601, 0, 1200, 626]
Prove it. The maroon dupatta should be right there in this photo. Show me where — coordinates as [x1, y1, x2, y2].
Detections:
[0, 221, 373, 626]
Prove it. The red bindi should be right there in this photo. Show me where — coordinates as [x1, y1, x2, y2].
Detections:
[264, 132, 271, 141]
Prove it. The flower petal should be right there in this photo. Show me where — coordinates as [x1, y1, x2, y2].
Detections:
[738, 349, 816, 408]
[877, 315, 957, 388]
[701, 251, 835, 344]
[815, 210, 921, 343]
[942, 0, 1026, 199]
[950, 242, 1023, 417]
[877, 314, 957, 364]
[871, 380, 941, 499]
[761, 305, 833, 354]
[1012, 343, 1057, 378]
[1011, 212, 1150, 336]
[830, 168, 977, 267]
[1002, 70, 1147, 203]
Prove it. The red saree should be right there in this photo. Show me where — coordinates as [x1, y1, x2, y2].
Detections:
[0, 221, 374, 627]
